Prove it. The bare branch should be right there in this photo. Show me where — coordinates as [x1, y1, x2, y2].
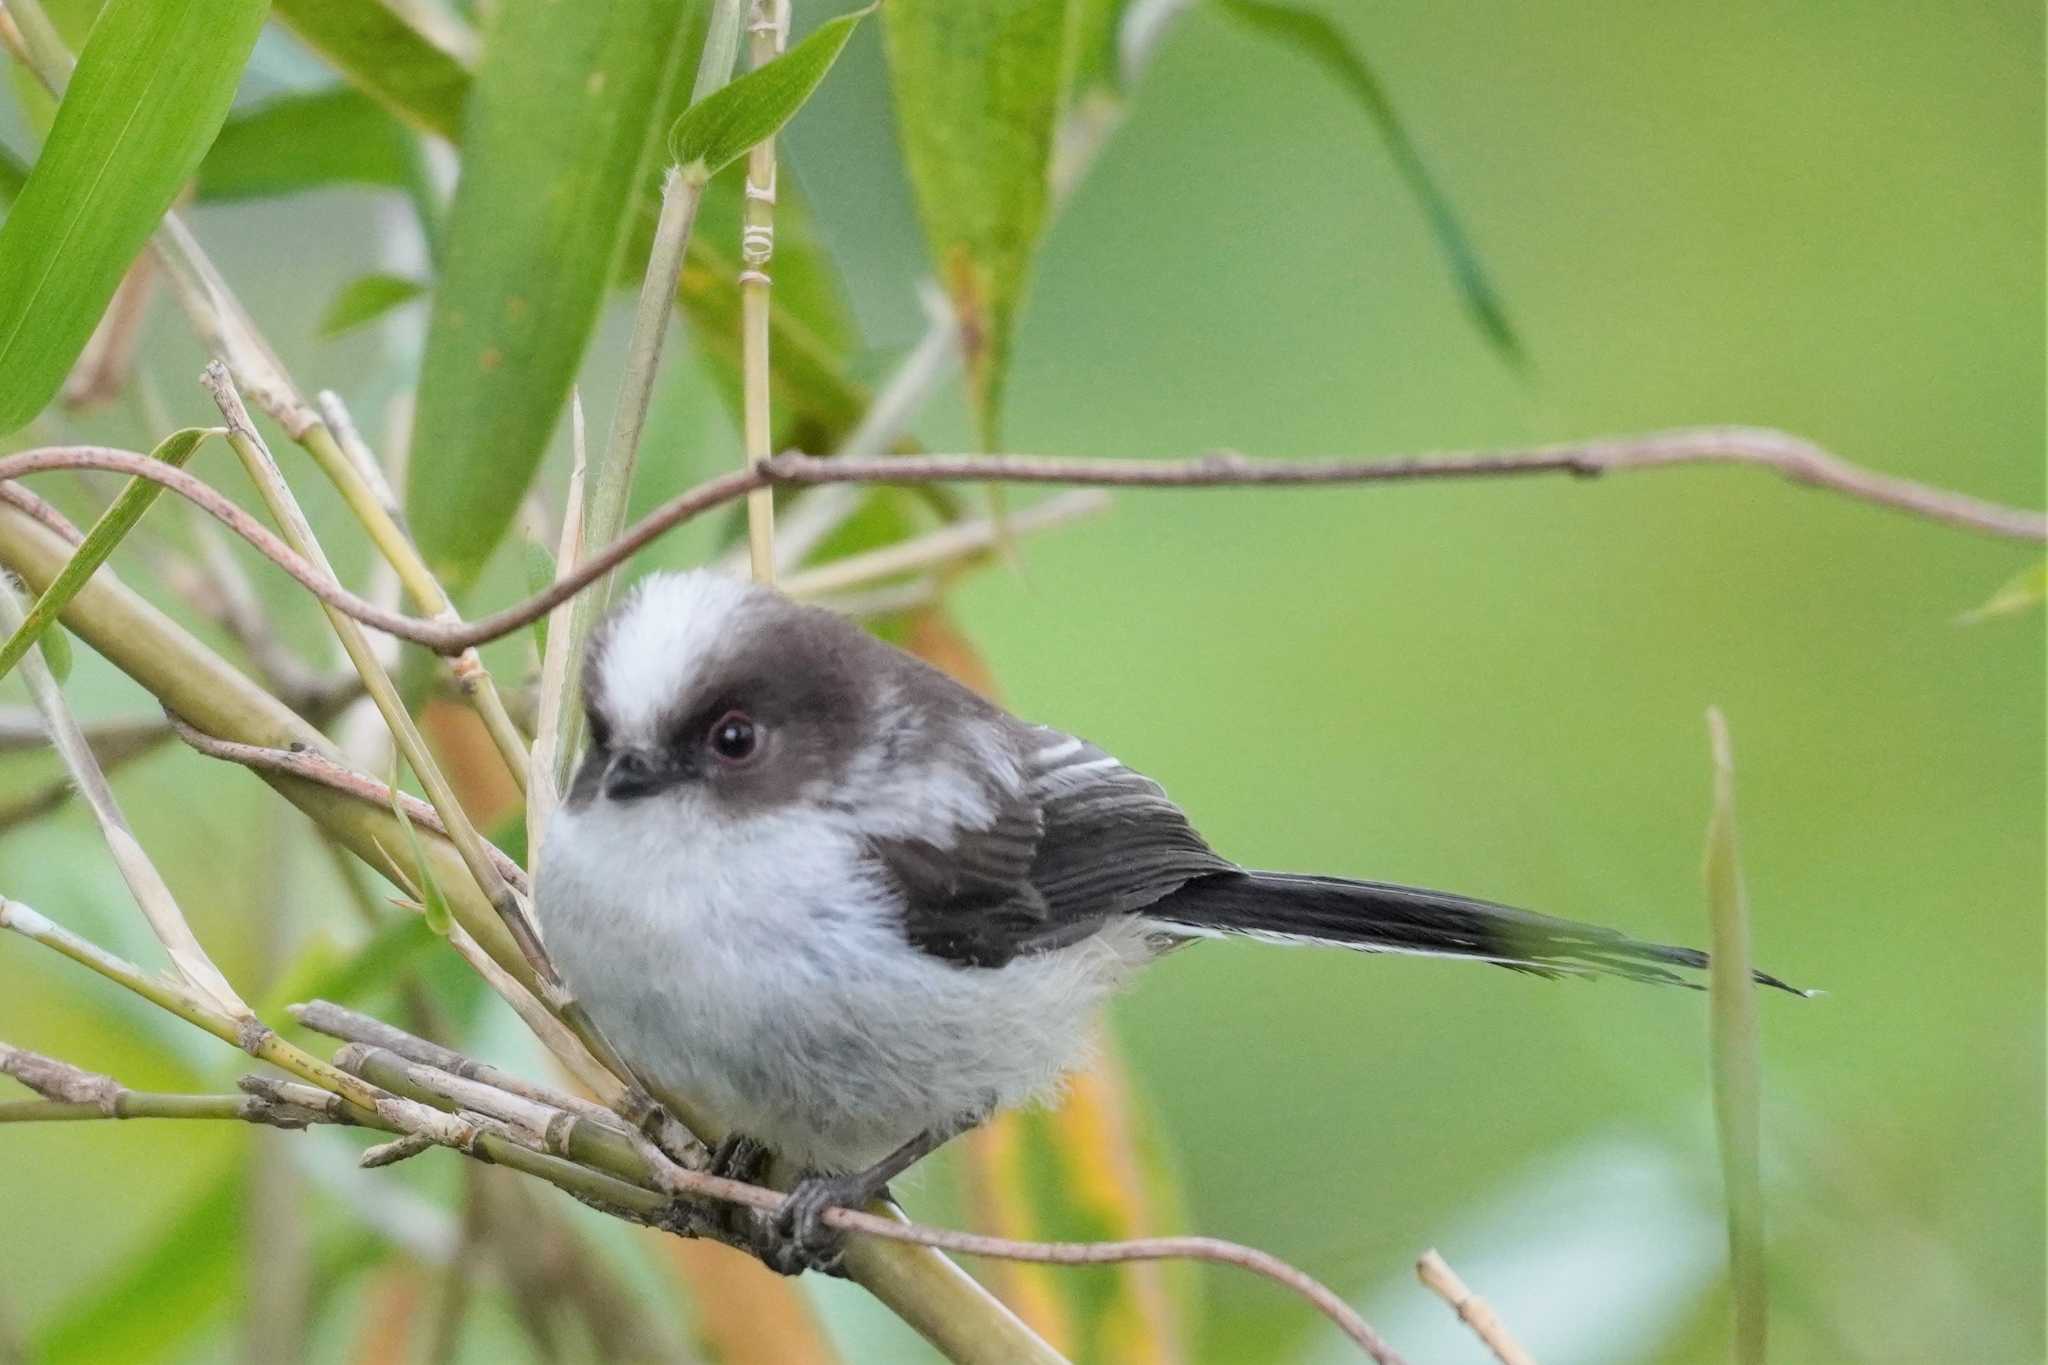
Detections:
[293, 999, 628, 1135]
[0, 1045, 331, 1128]
[360, 1132, 440, 1169]
[1417, 1249, 1536, 1365]
[60, 253, 158, 412]
[0, 427, 2035, 661]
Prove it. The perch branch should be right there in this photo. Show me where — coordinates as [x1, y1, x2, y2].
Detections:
[0, 426, 2034, 658]
[0, 1008, 1404, 1363]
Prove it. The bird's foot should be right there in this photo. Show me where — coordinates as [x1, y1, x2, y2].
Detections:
[707, 1131, 772, 1185]
[675, 1133, 775, 1246]
[747, 1169, 885, 1278]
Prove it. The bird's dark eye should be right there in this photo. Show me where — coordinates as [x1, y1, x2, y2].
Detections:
[707, 710, 757, 763]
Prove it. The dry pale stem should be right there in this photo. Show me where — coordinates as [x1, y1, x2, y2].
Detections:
[737, 0, 789, 582]
[1417, 1249, 1537, 1365]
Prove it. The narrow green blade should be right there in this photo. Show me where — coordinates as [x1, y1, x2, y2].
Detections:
[882, 0, 1070, 450]
[0, 427, 212, 683]
[197, 88, 416, 201]
[271, 0, 472, 141]
[406, 0, 699, 591]
[317, 273, 431, 339]
[669, 6, 871, 179]
[1704, 707, 1768, 1365]
[0, 0, 268, 433]
[1216, 0, 1522, 362]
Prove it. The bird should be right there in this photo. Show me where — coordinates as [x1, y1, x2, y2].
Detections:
[535, 569, 1804, 1273]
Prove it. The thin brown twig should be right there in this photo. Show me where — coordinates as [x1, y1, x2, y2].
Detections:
[162, 713, 530, 897]
[0, 582, 251, 1018]
[0, 482, 81, 544]
[0, 427, 2036, 658]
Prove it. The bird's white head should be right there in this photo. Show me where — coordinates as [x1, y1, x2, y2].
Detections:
[568, 570, 882, 816]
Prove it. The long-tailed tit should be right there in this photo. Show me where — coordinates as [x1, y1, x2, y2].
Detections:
[537, 571, 1802, 1272]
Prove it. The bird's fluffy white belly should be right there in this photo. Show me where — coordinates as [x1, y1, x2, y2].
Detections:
[538, 800, 1149, 1171]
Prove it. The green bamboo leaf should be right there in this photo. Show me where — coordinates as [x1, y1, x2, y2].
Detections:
[1061, 0, 1124, 98]
[0, 427, 211, 683]
[668, 5, 873, 180]
[1215, 0, 1521, 362]
[37, 618, 74, 683]
[523, 539, 557, 657]
[0, 0, 269, 434]
[1703, 708, 1767, 1365]
[0, 140, 28, 206]
[883, 0, 1069, 450]
[271, 0, 472, 141]
[406, 0, 699, 591]
[262, 4, 873, 458]
[33, 1163, 392, 1364]
[196, 88, 415, 201]
[389, 762, 453, 937]
[317, 272, 431, 339]
[1955, 559, 2047, 624]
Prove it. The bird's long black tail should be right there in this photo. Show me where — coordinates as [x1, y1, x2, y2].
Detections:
[1147, 870, 1809, 995]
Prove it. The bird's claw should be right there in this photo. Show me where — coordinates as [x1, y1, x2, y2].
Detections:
[707, 1132, 771, 1185]
[749, 1170, 878, 1278]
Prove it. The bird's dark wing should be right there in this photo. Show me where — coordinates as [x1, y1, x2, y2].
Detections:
[866, 794, 1059, 969]
[865, 728, 1234, 969]
[1021, 730, 1235, 923]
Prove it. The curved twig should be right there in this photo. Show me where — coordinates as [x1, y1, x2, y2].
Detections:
[0, 428, 2038, 660]
[818, 1213, 1401, 1363]
[162, 713, 531, 896]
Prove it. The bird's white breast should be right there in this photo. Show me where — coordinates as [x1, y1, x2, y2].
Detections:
[537, 794, 1151, 1172]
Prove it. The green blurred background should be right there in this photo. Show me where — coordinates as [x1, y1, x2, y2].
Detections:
[1, 2, 2040, 1362]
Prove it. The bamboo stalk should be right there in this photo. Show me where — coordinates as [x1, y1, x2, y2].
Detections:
[737, 0, 789, 582]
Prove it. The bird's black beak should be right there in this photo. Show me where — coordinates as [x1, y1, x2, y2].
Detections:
[601, 749, 670, 801]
